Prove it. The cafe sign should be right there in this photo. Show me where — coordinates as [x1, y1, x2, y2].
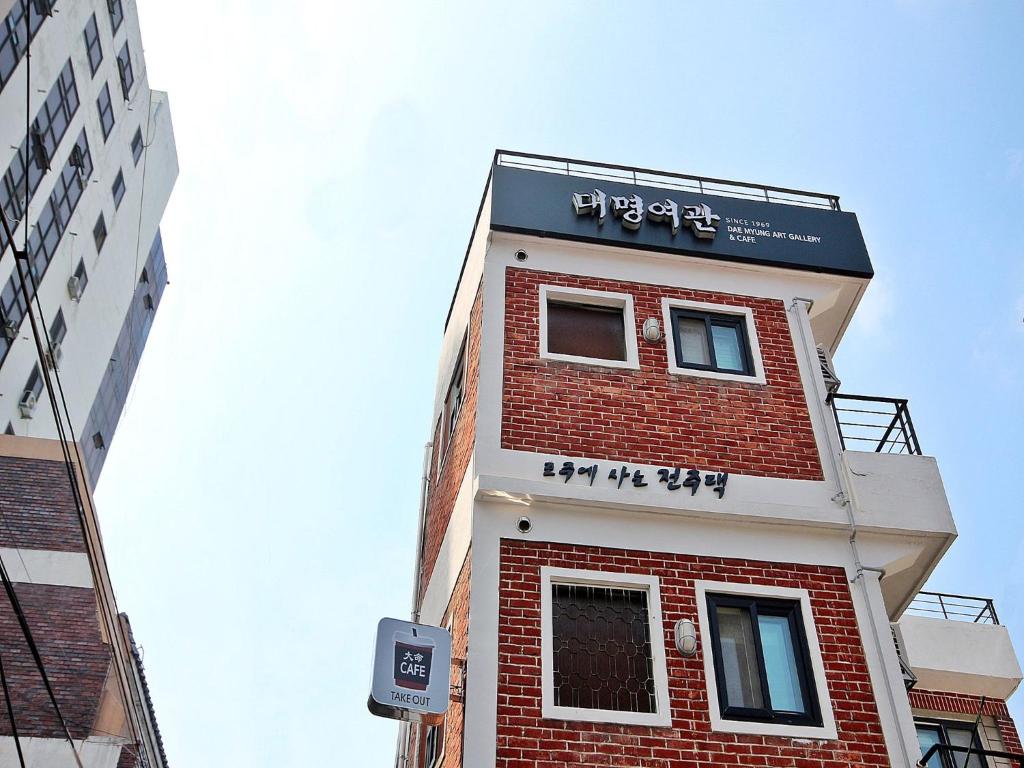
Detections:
[367, 617, 451, 724]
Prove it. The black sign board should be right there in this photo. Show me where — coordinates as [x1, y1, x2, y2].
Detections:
[490, 164, 873, 279]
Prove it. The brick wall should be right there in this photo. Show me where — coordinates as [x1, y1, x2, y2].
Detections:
[0, 455, 85, 552]
[501, 267, 824, 481]
[0, 583, 108, 739]
[909, 688, 1022, 755]
[436, 551, 470, 768]
[496, 538, 889, 767]
[419, 284, 483, 601]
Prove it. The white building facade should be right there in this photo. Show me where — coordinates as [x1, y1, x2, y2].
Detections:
[0, 0, 177, 487]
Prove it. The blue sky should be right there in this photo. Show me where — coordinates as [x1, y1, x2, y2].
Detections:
[92, 1, 1023, 764]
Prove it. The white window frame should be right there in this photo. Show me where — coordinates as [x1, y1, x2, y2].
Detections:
[661, 297, 767, 385]
[540, 566, 671, 727]
[694, 580, 838, 740]
[539, 285, 640, 370]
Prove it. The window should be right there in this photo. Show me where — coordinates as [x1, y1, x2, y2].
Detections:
[540, 568, 670, 726]
[917, 721, 987, 768]
[696, 582, 836, 739]
[539, 285, 639, 369]
[671, 308, 752, 375]
[94, 213, 107, 252]
[662, 298, 765, 383]
[107, 0, 124, 34]
[83, 15, 102, 75]
[112, 169, 125, 208]
[0, 0, 48, 95]
[131, 126, 143, 164]
[97, 83, 115, 140]
[706, 594, 820, 727]
[1, 58, 79, 243]
[423, 721, 444, 768]
[73, 258, 89, 295]
[116, 41, 133, 99]
[24, 364, 43, 400]
[440, 337, 466, 464]
[49, 308, 65, 344]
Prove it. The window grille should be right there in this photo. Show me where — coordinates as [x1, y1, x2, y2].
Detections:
[551, 583, 656, 714]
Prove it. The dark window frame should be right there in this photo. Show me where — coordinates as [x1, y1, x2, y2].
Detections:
[440, 335, 467, 467]
[107, 0, 124, 34]
[669, 307, 755, 376]
[111, 168, 125, 208]
[83, 14, 103, 75]
[916, 719, 989, 768]
[97, 82, 115, 140]
[423, 718, 445, 768]
[705, 593, 822, 728]
[93, 213, 107, 252]
[131, 126, 143, 164]
[116, 41, 133, 100]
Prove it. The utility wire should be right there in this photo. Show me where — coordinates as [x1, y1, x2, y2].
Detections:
[0, 4, 148, 762]
[0, 648, 27, 768]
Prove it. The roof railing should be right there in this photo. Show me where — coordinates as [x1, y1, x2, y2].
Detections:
[494, 150, 843, 211]
[907, 591, 1000, 625]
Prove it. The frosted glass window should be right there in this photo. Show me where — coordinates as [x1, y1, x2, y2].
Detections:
[677, 317, 710, 365]
[715, 606, 763, 709]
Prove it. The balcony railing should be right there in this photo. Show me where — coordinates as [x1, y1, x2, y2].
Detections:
[829, 394, 922, 455]
[907, 591, 1000, 625]
[918, 743, 1024, 767]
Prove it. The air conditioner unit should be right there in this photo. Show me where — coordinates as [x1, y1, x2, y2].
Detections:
[69, 145, 84, 168]
[1, 318, 16, 341]
[45, 342, 62, 370]
[32, 0, 54, 16]
[67, 275, 84, 301]
[19, 391, 37, 419]
[816, 344, 842, 399]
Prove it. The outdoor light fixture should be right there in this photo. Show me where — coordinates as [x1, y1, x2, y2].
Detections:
[642, 317, 662, 342]
[674, 618, 698, 656]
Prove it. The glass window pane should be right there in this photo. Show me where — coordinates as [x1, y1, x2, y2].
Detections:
[677, 317, 709, 365]
[711, 323, 744, 371]
[715, 605, 764, 709]
[757, 614, 806, 714]
[946, 727, 985, 768]
[916, 726, 944, 768]
[547, 301, 627, 361]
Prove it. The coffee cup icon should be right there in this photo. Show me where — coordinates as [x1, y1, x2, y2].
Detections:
[393, 627, 435, 691]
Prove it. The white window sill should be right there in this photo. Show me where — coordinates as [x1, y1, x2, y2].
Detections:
[540, 350, 641, 370]
[541, 705, 672, 728]
[666, 364, 766, 385]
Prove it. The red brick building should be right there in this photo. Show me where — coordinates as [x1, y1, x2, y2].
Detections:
[398, 152, 1023, 768]
[0, 435, 166, 767]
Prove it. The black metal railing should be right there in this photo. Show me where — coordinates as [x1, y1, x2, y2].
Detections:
[830, 394, 922, 455]
[918, 743, 1024, 767]
[907, 591, 1000, 625]
[495, 151, 843, 210]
